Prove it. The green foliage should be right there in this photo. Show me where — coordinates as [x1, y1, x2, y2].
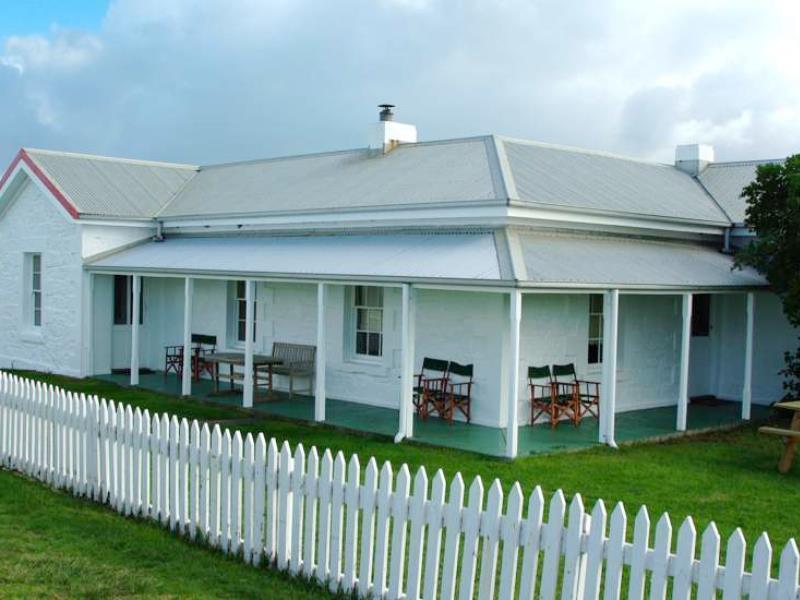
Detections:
[736, 154, 800, 398]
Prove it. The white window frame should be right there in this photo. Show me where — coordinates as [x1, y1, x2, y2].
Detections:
[348, 285, 384, 361]
[24, 253, 43, 329]
[229, 280, 256, 346]
[587, 293, 603, 366]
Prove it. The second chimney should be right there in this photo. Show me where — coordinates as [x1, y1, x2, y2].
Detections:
[369, 104, 417, 154]
[675, 144, 715, 176]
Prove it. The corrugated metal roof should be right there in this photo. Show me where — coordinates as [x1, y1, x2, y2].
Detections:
[517, 231, 766, 288]
[159, 137, 500, 218]
[500, 138, 730, 224]
[25, 149, 197, 218]
[88, 232, 504, 281]
[697, 160, 780, 224]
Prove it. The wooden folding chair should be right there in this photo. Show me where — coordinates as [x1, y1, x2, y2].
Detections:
[441, 361, 473, 424]
[414, 357, 449, 419]
[550, 363, 582, 426]
[552, 362, 599, 421]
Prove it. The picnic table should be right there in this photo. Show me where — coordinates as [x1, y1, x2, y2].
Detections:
[203, 352, 283, 398]
[759, 400, 800, 474]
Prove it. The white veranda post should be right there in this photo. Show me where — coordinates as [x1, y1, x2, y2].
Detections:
[130, 275, 141, 386]
[243, 279, 256, 409]
[506, 289, 522, 459]
[677, 292, 693, 431]
[182, 277, 194, 397]
[397, 284, 416, 441]
[315, 282, 327, 422]
[742, 292, 755, 420]
[600, 289, 619, 446]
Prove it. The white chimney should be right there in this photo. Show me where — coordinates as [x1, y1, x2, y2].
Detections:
[368, 104, 417, 154]
[675, 144, 715, 176]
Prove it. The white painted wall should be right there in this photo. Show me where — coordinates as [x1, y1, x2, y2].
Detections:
[705, 292, 795, 404]
[81, 223, 154, 259]
[0, 178, 83, 375]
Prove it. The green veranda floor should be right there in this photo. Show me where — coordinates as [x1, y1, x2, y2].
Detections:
[97, 372, 769, 457]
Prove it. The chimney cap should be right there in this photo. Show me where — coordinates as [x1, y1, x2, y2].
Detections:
[378, 104, 395, 122]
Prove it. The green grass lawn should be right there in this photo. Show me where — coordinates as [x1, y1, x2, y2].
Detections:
[9, 370, 800, 569]
[0, 468, 338, 598]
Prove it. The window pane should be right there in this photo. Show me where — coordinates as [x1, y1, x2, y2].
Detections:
[366, 286, 383, 307]
[33, 292, 41, 310]
[356, 308, 366, 331]
[113, 275, 128, 325]
[356, 331, 367, 355]
[32, 272, 41, 291]
[236, 281, 245, 297]
[589, 315, 601, 338]
[368, 333, 382, 356]
[355, 286, 365, 306]
[590, 294, 603, 313]
[588, 342, 599, 364]
[366, 309, 382, 332]
[32, 254, 41, 273]
[237, 320, 246, 341]
[34, 308, 41, 327]
[238, 299, 247, 318]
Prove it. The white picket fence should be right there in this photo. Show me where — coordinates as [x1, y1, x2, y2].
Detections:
[0, 371, 798, 599]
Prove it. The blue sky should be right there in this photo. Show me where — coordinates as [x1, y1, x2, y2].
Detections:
[0, 0, 108, 38]
[0, 0, 798, 168]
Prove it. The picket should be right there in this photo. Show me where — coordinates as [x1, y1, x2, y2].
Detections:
[423, 470, 446, 600]
[406, 466, 428, 600]
[302, 447, 319, 579]
[251, 434, 267, 566]
[290, 444, 306, 574]
[387, 464, 411, 600]
[315, 449, 333, 581]
[342, 454, 362, 593]
[358, 458, 378, 598]
[372, 461, 393, 598]
[0, 371, 798, 600]
[458, 476, 484, 600]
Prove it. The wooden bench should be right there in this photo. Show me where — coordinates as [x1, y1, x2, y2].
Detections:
[759, 425, 800, 474]
[258, 342, 316, 397]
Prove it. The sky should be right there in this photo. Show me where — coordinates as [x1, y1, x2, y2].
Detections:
[1, 0, 798, 168]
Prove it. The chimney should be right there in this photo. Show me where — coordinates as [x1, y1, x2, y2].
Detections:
[675, 144, 715, 176]
[368, 104, 417, 154]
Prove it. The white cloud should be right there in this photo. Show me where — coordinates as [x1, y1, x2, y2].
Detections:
[0, 0, 798, 167]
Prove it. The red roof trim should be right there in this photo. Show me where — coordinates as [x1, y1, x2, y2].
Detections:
[0, 149, 80, 219]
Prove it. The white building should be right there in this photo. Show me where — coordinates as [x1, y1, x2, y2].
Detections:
[0, 108, 793, 457]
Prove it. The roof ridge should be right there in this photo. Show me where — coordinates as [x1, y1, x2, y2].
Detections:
[494, 135, 673, 167]
[705, 158, 783, 168]
[23, 147, 198, 171]
[199, 135, 495, 170]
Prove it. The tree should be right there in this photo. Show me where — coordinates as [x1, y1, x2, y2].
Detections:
[736, 154, 800, 398]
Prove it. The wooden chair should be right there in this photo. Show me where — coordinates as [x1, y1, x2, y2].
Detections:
[441, 361, 474, 424]
[552, 363, 599, 420]
[164, 345, 183, 379]
[191, 334, 217, 380]
[414, 357, 449, 419]
[529, 365, 556, 426]
[549, 363, 582, 427]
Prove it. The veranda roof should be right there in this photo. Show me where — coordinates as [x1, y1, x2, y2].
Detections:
[87, 231, 767, 290]
[87, 232, 508, 284]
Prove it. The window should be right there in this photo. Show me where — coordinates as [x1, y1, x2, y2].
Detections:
[113, 275, 143, 325]
[587, 294, 603, 365]
[353, 286, 383, 358]
[28, 253, 42, 327]
[235, 281, 256, 343]
[691, 294, 711, 337]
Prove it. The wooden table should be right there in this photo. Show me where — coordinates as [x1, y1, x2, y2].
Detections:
[765, 401, 800, 473]
[203, 352, 283, 398]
